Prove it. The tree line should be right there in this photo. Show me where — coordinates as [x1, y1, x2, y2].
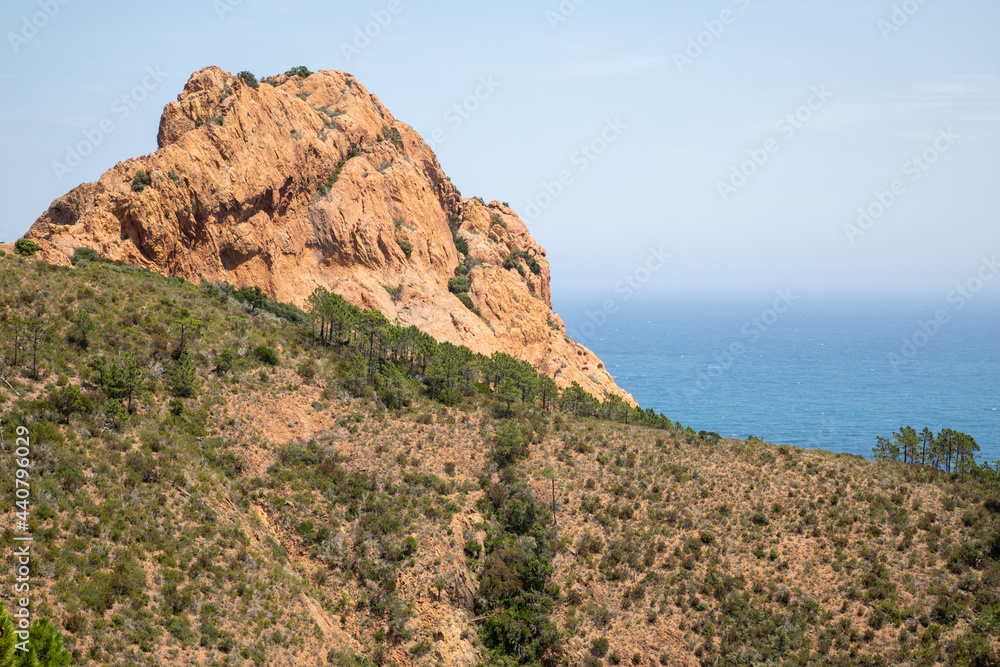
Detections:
[304, 286, 684, 430]
[0, 257, 688, 437]
[874, 426, 999, 487]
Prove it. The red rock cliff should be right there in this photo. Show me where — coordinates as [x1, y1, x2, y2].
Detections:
[26, 66, 633, 403]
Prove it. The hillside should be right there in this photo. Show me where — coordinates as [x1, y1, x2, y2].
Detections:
[1, 246, 999, 666]
[23, 66, 630, 404]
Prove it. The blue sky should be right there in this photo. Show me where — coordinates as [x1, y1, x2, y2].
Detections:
[1, 0, 998, 304]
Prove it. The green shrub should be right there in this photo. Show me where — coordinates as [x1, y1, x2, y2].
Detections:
[454, 235, 469, 256]
[456, 293, 475, 311]
[169, 354, 199, 398]
[951, 628, 997, 666]
[230, 285, 306, 323]
[48, 384, 92, 422]
[490, 213, 507, 229]
[409, 640, 432, 657]
[237, 70, 259, 89]
[316, 142, 361, 198]
[285, 66, 313, 78]
[505, 249, 541, 275]
[14, 238, 41, 256]
[492, 421, 528, 468]
[448, 276, 470, 294]
[263, 300, 306, 323]
[215, 348, 236, 375]
[254, 345, 280, 366]
[70, 247, 102, 265]
[591, 636, 610, 657]
[381, 125, 404, 151]
[327, 650, 372, 666]
[399, 536, 418, 558]
[464, 539, 482, 558]
[397, 239, 413, 256]
[383, 284, 405, 305]
[132, 169, 152, 192]
[126, 450, 160, 483]
[297, 359, 317, 381]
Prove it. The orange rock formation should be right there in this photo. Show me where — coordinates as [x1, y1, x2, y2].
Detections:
[26, 67, 633, 403]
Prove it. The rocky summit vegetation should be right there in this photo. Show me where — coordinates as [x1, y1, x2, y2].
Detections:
[24, 66, 630, 404]
[0, 248, 998, 666]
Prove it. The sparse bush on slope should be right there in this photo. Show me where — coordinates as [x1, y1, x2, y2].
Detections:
[0, 252, 997, 666]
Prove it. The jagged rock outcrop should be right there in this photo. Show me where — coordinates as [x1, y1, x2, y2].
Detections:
[26, 66, 632, 402]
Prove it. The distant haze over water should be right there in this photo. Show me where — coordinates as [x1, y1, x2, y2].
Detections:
[558, 294, 1000, 465]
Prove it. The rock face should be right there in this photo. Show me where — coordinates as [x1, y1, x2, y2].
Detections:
[26, 66, 632, 403]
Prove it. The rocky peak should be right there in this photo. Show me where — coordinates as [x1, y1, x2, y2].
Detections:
[27, 66, 633, 403]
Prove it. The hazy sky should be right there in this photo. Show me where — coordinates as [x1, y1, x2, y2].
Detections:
[1, 0, 998, 302]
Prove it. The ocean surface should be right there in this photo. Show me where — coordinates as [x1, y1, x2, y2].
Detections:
[557, 295, 1000, 464]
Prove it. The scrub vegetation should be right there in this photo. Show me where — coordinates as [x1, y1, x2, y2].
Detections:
[0, 250, 997, 666]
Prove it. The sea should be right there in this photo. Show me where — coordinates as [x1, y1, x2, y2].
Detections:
[557, 294, 1000, 464]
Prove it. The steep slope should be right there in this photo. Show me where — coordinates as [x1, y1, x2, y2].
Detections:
[0, 254, 997, 666]
[25, 66, 631, 403]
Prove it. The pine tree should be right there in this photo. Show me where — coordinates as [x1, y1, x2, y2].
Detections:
[87, 354, 108, 387]
[107, 351, 144, 412]
[425, 343, 466, 405]
[24, 314, 48, 380]
[415, 334, 436, 375]
[104, 399, 128, 430]
[5, 314, 25, 368]
[307, 286, 330, 345]
[174, 316, 204, 357]
[433, 576, 448, 603]
[458, 360, 479, 395]
[357, 309, 389, 370]
[872, 436, 900, 462]
[953, 431, 980, 479]
[493, 421, 528, 468]
[560, 382, 591, 417]
[237, 285, 266, 314]
[935, 429, 959, 473]
[19, 617, 71, 667]
[400, 326, 422, 371]
[920, 427, 934, 466]
[893, 426, 919, 465]
[168, 354, 198, 398]
[378, 363, 410, 409]
[347, 354, 368, 397]
[0, 609, 71, 667]
[538, 376, 558, 411]
[486, 352, 519, 391]
[70, 310, 95, 350]
[513, 361, 540, 405]
[601, 395, 628, 423]
[496, 376, 519, 417]
[0, 605, 15, 665]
